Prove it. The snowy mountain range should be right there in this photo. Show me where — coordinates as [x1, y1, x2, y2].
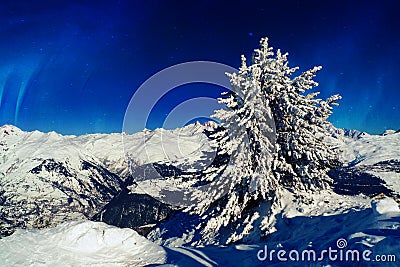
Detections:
[1, 123, 400, 266]
[0, 122, 218, 237]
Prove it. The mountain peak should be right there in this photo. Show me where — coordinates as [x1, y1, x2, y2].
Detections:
[382, 129, 397, 136]
[342, 129, 369, 140]
[0, 124, 22, 137]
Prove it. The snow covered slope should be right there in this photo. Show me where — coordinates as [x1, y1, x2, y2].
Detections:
[1, 197, 399, 267]
[340, 130, 400, 166]
[336, 130, 400, 198]
[0, 221, 166, 266]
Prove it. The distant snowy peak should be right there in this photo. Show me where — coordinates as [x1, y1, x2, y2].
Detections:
[326, 126, 369, 141]
[1, 122, 216, 168]
[341, 129, 369, 140]
[4, 121, 217, 141]
[336, 128, 400, 139]
[0, 124, 22, 137]
[147, 120, 218, 135]
[381, 129, 397, 136]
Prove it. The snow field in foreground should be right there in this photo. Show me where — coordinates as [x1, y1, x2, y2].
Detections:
[0, 221, 166, 267]
[1, 196, 400, 267]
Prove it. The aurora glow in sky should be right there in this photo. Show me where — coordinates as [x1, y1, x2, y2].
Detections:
[0, 0, 399, 135]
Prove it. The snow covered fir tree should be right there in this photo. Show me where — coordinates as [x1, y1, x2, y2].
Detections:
[150, 37, 343, 245]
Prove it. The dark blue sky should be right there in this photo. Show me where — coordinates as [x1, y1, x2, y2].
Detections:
[0, 0, 399, 135]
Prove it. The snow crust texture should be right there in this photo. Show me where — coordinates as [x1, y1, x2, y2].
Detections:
[0, 221, 166, 266]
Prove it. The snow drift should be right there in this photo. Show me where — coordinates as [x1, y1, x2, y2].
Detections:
[0, 221, 166, 266]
